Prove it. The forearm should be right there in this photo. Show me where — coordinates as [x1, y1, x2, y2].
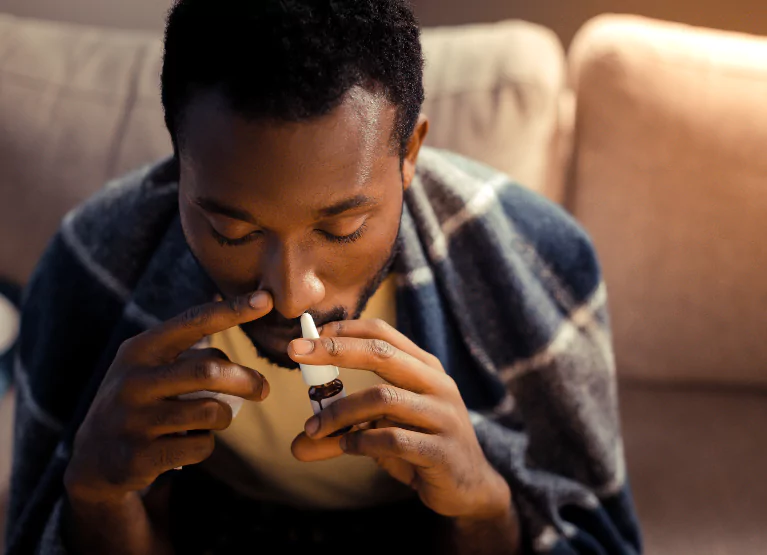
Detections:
[63, 488, 173, 555]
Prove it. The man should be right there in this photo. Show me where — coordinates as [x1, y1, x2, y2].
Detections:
[7, 1, 641, 553]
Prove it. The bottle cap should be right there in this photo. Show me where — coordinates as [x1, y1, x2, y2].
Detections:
[299, 313, 339, 386]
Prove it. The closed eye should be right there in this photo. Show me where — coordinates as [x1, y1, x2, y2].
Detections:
[319, 220, 368, 244]
[211, 221, 368, 247]
[211, 227, 261, 247]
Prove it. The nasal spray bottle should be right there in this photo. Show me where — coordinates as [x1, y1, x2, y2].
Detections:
[299, 313, 352, 436]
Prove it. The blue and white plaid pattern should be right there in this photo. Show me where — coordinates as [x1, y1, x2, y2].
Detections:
[7, 147, 641, 554]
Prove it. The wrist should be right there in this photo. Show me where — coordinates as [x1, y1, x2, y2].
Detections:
[465, 466, 513, 521]
[448, 474, 521, 555]
[65, 487, 140, 525]
[64, 460, 133, 509]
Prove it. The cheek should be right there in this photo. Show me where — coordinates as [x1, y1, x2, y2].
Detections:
[180, 204, 262, 292]
[315, 214, 399, 294]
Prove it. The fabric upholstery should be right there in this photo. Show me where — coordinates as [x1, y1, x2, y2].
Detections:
[421, 20, 569, 202]
[0, 14, 168, 285]
[621, 383, 767, 555]
[568, 15, 767, 386]
[0, 13, 567, 286]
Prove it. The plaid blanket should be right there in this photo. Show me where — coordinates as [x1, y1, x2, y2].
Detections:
[7, 147, 641, 554]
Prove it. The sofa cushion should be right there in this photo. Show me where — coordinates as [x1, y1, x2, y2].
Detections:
[569, 15, 767, 385]
[0, 14, 168, 285]
[0, 13, 568, 285]
[621, 383, 767, 555]
[421, 20, 569, 202]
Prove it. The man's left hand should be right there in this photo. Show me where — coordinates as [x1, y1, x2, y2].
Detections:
[288, 318, 512, 521]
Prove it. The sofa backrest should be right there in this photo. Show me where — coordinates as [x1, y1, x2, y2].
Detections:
[0, 13, 567, 286]
[0, 15, 168, 285]
[569, 15, 767, 386]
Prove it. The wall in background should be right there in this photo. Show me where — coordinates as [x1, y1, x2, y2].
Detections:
[0, 0, 766, 46]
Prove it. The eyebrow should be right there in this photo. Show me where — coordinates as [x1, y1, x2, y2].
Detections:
[194, 193, 377, 224]
[316, 194, 377, 218]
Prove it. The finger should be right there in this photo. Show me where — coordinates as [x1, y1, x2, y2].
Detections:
[133, 356, 269, 402]
[377, 456, 418, 488]
[129, 398, 233, 438]
[140, 432, 216, 474]
[340, 428, 444, 469]
[304, 385, 448, 439]
[128, 291, 273, 363]
[288, 336, 454, 394]
[320, 319, 444, 370]
[291, 432, 344, 462]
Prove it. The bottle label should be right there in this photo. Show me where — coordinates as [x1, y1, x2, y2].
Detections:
[310, 387, 347, 416]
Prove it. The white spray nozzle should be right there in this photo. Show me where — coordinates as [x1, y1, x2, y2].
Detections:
[300, 312, 321, 340]
[298, 313, 339, 386]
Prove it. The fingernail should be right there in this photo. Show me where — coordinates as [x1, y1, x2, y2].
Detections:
[292, 339, 315, 355]
[260, 378, 270, 400]
[339, 435, 348, 451]
[305, 416, 320, 437]
[249, 291, 269, 309]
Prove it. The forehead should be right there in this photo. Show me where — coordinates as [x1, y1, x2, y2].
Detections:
[178, 87, 399, 203]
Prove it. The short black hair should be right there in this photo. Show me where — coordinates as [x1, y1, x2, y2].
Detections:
[161, 0, 424, 159]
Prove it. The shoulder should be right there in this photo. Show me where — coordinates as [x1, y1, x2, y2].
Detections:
[59, 156, 180, 289]
[416, 147, 601, 305]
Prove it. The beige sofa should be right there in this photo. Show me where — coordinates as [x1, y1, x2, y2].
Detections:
[1, 12, 766, 555]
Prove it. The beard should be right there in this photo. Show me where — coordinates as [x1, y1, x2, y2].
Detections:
[239, 225, 401, 369]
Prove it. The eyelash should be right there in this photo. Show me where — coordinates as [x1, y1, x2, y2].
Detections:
[320, 220, 368, 245]
[212, 228, 260, 247]
[212, 221, 368, 247]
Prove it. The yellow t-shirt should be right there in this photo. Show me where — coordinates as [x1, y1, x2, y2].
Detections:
[203, 276, 413, 510]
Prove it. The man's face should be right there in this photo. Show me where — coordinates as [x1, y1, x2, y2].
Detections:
[178, 88, 423, 368]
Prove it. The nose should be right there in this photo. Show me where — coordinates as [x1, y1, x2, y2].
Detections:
[260, 240, 325, 320]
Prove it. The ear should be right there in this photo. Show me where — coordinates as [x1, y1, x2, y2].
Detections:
[402, 114, 429, 191]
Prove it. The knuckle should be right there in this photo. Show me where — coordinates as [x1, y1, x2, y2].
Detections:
[323, 337, 344, 357]
[152, 444, 184, 468]
[386, 428, 411, 454]
[426, 353, 443, 369]
[181, 305, 212, 329]
[193, 359, 221, 383]
[436, 373, 459, 394]
[373, 384, 402, 408]
[343, 431, 361, 452]
[117, 337, 136, 356]
[368, 339, 395, 360]
[225, 296, 242, 315]
[116, 336, 145, 364]
[370, 318, 392, 335]
[151, 409, 174, 429]
[322, 398, 340, 423]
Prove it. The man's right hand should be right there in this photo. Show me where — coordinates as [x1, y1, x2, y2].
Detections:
[64, 290, 273, 506]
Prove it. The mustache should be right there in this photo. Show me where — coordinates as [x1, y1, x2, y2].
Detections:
[249, 304, 349, 332]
